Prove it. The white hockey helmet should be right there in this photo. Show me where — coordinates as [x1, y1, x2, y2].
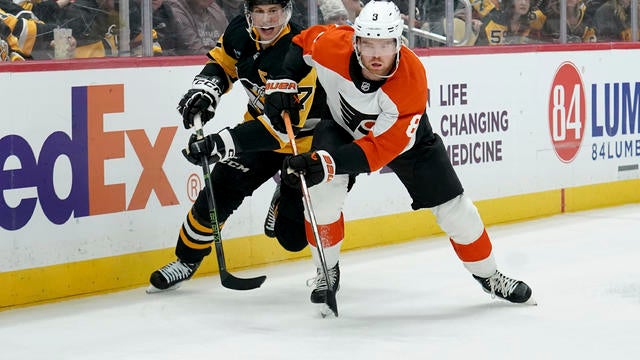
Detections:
[353, 1, 404, 42]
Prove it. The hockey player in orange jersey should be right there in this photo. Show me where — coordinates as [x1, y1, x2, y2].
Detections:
[264, 0, 536, 311]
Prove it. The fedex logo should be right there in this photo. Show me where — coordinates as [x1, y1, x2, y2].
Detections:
[0, 84, 179, 231]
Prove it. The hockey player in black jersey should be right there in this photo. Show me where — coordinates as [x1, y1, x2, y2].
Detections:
[147, 0, 326, 292]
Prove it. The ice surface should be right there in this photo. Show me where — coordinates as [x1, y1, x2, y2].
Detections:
[2, 204, 639, 359]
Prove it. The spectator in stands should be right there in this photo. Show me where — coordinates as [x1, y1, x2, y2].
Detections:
[319, 0, 349, 25]
[167, 0, 228, 55]
[465, 0, 500, 36]
[130, 0, 179, 55]
[1, 14, 12, 60]
[593, 0, 636, 41]
[476, 0, 536, 44]
[151, 0, 179, 54]
[341, 0, 361, 23]
[530, 0, 597, 43]
[50, 0, 119, 58]
[218, 0, 244, 19]
[289, 0, 310, 27]
[1, 1, 75, 59]
[394, 0, 424, 28]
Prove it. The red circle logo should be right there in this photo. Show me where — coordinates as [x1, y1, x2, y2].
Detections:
[548, 62, 586, 163]
[187, 173, 202, 203]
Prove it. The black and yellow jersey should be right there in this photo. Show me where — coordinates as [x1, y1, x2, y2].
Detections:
[528, 0, 596, 42]
[470, 0, 501, 19]
[205, 15, 325, 154]
[594, 1, 637, 42]
[0, 7, 55, 58]
[476, 8, 541, 45]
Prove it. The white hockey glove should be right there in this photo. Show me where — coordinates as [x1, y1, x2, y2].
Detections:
[182, 128, 237, 166]
[282, 150, 335, 188]
[178, 75, 224, 129]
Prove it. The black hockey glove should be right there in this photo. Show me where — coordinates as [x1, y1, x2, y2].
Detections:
[182, 128, 237, 166]
[177, 75, 224, 129]
[282, 150, 336, 188]
[264, 78, 302, 134]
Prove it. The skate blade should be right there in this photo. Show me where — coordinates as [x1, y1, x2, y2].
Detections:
[524, 294, 538, 306]
[317, 303, 338, 318]
[145, 283, 180, 294]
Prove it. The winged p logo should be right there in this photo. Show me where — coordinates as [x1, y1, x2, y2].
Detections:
[339, 93, 378, 135]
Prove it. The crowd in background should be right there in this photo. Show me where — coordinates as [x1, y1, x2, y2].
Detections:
[1, 0, 639, 61]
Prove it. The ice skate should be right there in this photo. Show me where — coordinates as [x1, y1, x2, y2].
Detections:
[307, 263, 340, 317]
[308, 263, 340, 303]
[146, 259, 201, 293]
[263, 184, 280, 238]
[473, 270, 536, 305]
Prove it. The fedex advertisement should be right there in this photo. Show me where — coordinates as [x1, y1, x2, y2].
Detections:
[0, 65, 274, 272]
[1, 84, 179, 231]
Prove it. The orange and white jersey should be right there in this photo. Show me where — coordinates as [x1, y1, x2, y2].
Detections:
[292, 25, 429, 172]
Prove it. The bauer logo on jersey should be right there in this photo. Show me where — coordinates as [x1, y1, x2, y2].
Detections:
[0, 84, 179, 231]
[339, 93, 377, 136]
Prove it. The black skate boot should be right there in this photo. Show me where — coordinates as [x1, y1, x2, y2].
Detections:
[263, 184, 280, 238]
[473, 270, 536, 305]
[309, 263, 340, 304]
[146, 259, 201, 293]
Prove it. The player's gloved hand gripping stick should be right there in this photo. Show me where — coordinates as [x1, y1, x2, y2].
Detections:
[282, 112, 339, 318]
[192, 115, 267, 290]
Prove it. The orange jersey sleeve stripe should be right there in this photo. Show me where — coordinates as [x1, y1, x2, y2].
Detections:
[305, 213, 344, 247]
[449, 229, 493, 263]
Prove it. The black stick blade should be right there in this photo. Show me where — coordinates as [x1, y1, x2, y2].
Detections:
[220, 270, 266, 291]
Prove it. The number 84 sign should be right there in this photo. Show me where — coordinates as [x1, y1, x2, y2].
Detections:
[548, 62, 586, 163]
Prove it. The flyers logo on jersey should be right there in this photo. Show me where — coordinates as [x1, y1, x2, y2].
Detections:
[339, 93, 377, 136]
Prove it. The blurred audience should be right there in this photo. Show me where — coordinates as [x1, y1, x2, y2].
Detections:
[167, 0, 228, 55]
[1, 0, 73, 60]
[218, 0, 244, 19]
[476, 0, 537, 44]
[4, 0, 640, 59]
[594, 0, 637, 41]
[54, 0, 119, 58]
[319, 0, 349, 24]
[130, 0, 179, 55]
[529, 0, 597, 42]
[341, 0, 361, 23]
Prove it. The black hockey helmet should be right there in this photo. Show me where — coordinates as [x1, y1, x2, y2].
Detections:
[244, 0, 291, 12]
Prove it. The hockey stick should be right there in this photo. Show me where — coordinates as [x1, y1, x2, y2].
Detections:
[193, 115, 266, 290]
[282, 112, 338, 317]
